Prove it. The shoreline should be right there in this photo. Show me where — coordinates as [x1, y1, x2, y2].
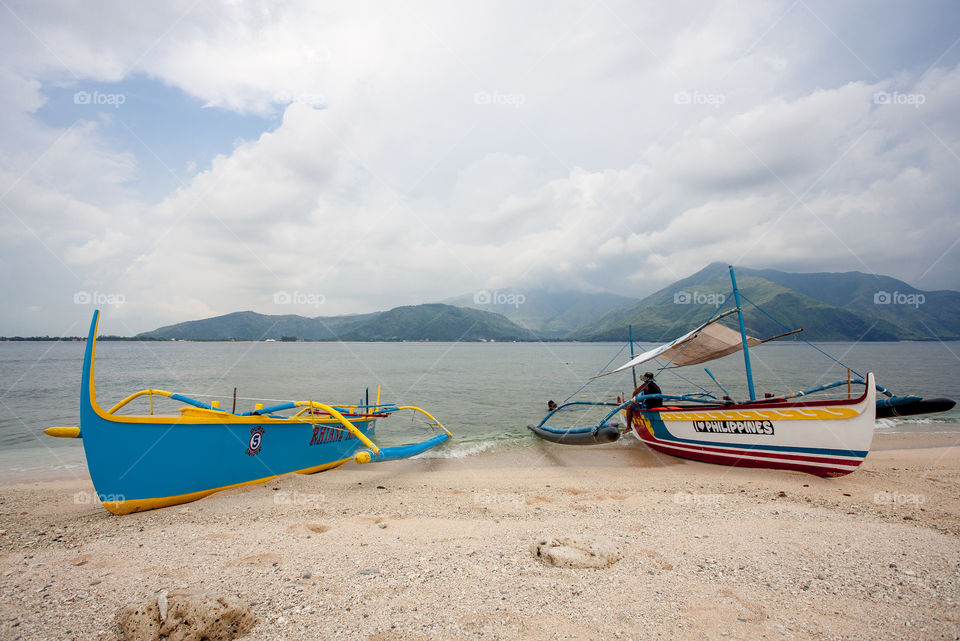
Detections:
[1, 429, 958, 483]
[1, 434, 958, 640]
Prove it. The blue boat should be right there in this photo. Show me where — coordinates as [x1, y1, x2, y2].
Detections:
[45, 310, 452, 514]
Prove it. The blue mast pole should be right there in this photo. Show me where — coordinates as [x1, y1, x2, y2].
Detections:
[728, 265, 756, 401]
[628, 325, 638, 390]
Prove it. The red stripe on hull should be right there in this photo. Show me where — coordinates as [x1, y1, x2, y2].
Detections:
[634, 428, 865, 478]
[646, 434, 865, 467]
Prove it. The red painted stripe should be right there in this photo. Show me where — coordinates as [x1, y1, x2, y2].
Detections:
[649, 436, 864, 465]
[633, 428, 865, 477]
[643, 441, 860, 478]
[646, 436, 862, 467]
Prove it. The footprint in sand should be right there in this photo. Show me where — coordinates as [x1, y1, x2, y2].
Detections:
[532, 536, 622, 569]
[284, 523, 330, 535]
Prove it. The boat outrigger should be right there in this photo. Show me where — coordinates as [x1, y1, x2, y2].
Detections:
[530, 266, 955, 477]
[45, 310, 452, 514]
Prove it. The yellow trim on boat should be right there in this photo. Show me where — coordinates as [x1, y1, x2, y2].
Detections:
[107, 388, 174, 414]
[659, 407, 860, 421]
[293, 402, 380, 452]
[100, 457, 352, 514]
[396, 406, 452, 436]
[85, 320, 382, 454]
[293, 458, 349, 475]
[44, 426, 81, 438]
[102, 475, 280, 514]
[178, 406, 233, 418]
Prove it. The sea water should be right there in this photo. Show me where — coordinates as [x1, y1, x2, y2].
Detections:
[1, 339, 958, 482]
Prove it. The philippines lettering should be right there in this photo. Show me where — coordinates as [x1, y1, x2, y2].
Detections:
[693, 419, 774, 435]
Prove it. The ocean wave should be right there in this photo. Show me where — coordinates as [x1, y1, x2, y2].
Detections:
[416, 440, 500, 459]
[875, 418, 898, 430]
[876, 417, 938, 429]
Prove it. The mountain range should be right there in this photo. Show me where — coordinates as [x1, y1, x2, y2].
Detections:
[133, 264, 960, 342]
[571, 263, 960, 342]
[444, 289, 634, 336]
[137, 304, 538, 342]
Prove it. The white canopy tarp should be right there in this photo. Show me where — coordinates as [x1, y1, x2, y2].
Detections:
[598, 312, 763, 377]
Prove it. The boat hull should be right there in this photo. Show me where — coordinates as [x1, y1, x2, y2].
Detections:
[79, 311, 378, 514]
[625, 375, 876, 477]
[82, 410, 376, 514]
[527, 423, 621, 445]
[876, 396, 956, 419]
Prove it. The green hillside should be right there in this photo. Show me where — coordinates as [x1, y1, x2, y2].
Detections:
[136, 305, 535, 342]
[135, 265, 960, 342]
[137, 311, 377, 341]
[740, 267, 960, 340]
[342, 304, 538, 341]
[570, 263, 956, 342]
[445, 289, 634, 336]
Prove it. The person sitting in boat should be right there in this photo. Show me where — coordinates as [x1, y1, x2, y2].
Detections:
[633, 372, 663, 409]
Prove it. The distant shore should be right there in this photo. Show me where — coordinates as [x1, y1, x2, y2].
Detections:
[4, 336, 960, 342]
[1, 432, 958, 640]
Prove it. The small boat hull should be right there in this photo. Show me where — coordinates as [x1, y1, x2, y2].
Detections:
[73, 311, 449, 514]
[82, 412, 376, 514]
[625, 375, 876, 477]
[528, 423, 621, 445]
[876, 396, 956, 419]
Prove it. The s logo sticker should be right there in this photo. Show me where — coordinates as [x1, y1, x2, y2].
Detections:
[246, 426, 265, 456]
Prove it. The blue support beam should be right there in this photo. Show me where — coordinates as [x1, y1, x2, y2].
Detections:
[728, 265, 756, 401]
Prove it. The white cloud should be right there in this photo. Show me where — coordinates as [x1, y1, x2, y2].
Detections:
[0, 1, 958, 334]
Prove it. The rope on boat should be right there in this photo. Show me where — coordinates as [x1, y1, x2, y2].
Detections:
[168, 392, 299, 403]
[656, 363, 715, 397]
[559, 342, 630, 405]
[559, 317, 719, 407]
[738, 292, 866, 380]
[650, 305, 733, 377]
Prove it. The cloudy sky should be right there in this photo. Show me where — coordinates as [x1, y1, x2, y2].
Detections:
[1, 0, 958, 335]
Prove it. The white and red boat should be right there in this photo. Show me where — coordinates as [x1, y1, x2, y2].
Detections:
[623, 377, 875, 477]
[530, 265, 883, 477]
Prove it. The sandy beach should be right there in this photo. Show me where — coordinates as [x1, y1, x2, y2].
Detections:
[1, 432, 958, 641]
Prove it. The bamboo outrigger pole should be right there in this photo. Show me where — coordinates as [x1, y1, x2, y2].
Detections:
[729, 265, 757, 401]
